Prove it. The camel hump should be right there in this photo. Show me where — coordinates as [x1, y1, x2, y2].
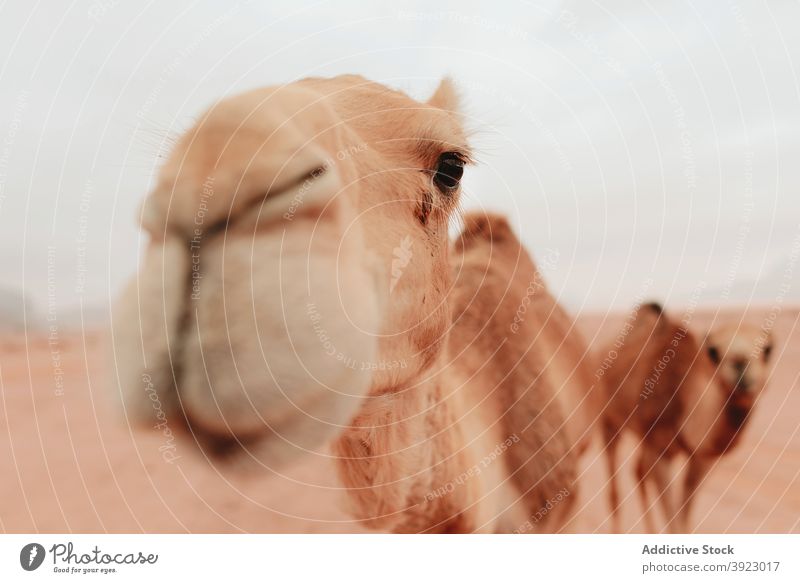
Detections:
[458, 212, 518, 246]
[630, 300, 668, 333]
[642, 301, 664, 317]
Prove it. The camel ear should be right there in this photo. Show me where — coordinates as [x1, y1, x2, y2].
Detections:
[762, 330, 774, 362]
[702, 335, 721, 365]
[427, 78, 460, 114]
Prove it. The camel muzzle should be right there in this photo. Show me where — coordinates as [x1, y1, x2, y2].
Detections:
[112, 198, 382, 464]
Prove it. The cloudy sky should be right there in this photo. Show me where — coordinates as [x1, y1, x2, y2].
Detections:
[1, 0, 798, 325]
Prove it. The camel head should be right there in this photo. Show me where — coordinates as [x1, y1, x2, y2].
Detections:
[704, 322, 774, 403]
[112, 75, 470, 463]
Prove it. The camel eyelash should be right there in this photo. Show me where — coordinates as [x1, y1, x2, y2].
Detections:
[413, 137, 472, 166]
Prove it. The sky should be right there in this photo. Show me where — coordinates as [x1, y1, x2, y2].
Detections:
[0, 0, 798, 327]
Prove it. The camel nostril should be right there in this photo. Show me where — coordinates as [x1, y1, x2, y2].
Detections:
[736, 361, 749, 374]
[265, 162, 340, 222]
[273, 164, 328, 198]
[258, 163, 328, 210]
[305, 165, 327, 180]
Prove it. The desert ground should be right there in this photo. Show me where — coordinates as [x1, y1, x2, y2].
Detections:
[0, 306, 797, 533]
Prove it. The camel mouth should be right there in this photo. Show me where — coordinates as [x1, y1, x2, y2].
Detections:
[728, 391, 755, 413]
[721, 356, 763, 396]
[113, 208, 382, 464]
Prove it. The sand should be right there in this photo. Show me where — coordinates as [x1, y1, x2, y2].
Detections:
[0, 306, 798, 533]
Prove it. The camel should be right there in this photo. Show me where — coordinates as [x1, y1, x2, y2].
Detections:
[601, 302, 774, 533]
[111, 75, 600, 533]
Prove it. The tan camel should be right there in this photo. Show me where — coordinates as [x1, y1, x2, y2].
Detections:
[601, 302, 774, 533]
[112, 75, 600, 533]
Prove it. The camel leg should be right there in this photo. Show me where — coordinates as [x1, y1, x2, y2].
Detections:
[649, 455, 677, 533]
[635, 446, 660, 533]
[675, 455, 712, 533]
[602, 421, 622, 532]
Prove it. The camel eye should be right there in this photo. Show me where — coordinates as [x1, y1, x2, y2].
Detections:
[707, 345, 721, 364]
[433, 152, 464, 191]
